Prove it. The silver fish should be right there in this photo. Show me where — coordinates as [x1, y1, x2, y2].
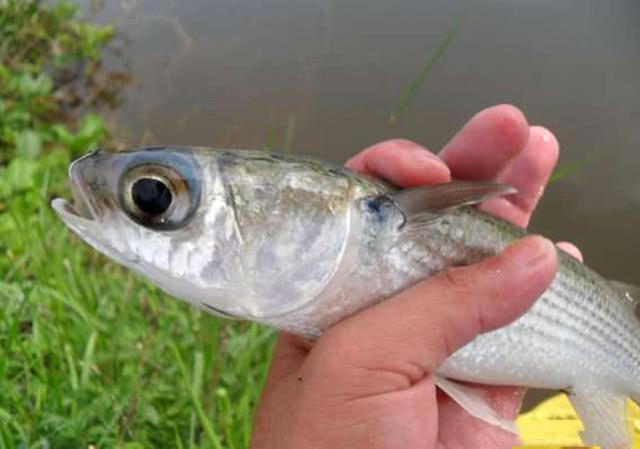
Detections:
[52, 147, 640, 448]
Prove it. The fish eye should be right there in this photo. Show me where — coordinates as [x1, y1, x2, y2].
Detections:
[131, 177, 173, 215]
[120, 162, 199, 230]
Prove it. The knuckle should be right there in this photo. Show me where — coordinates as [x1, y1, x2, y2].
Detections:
[440, 261, 505, 308]
[441, 266, 479, 294]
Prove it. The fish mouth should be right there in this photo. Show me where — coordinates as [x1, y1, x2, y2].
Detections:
[51, 159, 140, 265]
[51, 150, 102, 222]
[51, 183, 97, 223]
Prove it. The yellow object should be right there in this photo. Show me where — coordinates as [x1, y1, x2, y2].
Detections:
[516, 393, 640, 448]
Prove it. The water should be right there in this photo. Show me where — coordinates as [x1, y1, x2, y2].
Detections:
[88, 0, 639, 408]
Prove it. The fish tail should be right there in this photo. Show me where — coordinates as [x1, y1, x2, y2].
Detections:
[567, 387, 631, 449]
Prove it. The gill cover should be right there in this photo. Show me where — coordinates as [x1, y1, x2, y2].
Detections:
[53, 147, 360, 321]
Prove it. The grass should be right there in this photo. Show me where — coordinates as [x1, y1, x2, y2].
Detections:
[0, 1, 276, 447]
[549, 153, 599, 183]
[1, 182, 276, 448]
[388, 9, 467, 125]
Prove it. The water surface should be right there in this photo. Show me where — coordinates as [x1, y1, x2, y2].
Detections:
[90, 0, 640, 407]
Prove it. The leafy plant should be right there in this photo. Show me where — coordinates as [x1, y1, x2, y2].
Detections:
[1, 0, 125, 268]
[0, 0, 126, 160]
[1, 3, 273, 448]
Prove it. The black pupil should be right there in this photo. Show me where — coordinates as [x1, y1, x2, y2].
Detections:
[131, 178, 172, 215]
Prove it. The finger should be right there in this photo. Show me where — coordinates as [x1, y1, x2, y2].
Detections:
[556, 241, 583, 262]
[439, 104, 530, 180]
[263, 333, 311, 388]
[480, 126, 559, 227]
[345, 139, 450, 188]
[317, 236, 558, 397]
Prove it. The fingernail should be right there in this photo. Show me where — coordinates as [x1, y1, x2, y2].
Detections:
[403, 145, 451, 182]
[513, 236, 556, 269]
[411, 146, 439, 161]
[391, 138, 420, 147]
[412, 146, 450, 169]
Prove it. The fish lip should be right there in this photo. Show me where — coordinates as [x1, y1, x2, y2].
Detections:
[51, 178, 96, 222]
[51, 197, 141, 265]
[61, 151, 103, 221]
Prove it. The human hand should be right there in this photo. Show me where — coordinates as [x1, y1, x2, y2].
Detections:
[250, 105, 579, 449]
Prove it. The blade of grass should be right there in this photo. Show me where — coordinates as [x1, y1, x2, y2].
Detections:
[263, 114, 296, 153]
[193, 350, 204, 400]
[173, 424, 186, 449]
[171, 343, 224, 449]
[262, 119, 279, 152]
[64, 343, 79, 393]
[189, 410, 197, 449]
[282, 114, 296, 154]
[80, 330, 98, 387]
[389, 10, 467, 125]
[216, 387, 237, 449]
[550, 153, 600, 183]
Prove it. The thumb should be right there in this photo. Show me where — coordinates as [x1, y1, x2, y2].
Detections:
[314, 235, 557, 396]
[262, 333, 312, 388]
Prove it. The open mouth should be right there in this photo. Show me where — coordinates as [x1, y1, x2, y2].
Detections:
[51, 152, 100, 222]
[51, 183, 96, 222]
[51, 174, 140, 264]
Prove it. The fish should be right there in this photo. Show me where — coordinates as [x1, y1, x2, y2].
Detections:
[52, 146, 640, 449]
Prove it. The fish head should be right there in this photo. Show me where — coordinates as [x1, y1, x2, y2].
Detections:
[52, 147, 360, 322]
[52, 147, 249, 317]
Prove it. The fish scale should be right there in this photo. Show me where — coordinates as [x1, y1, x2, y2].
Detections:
[432, 212, 640, 387]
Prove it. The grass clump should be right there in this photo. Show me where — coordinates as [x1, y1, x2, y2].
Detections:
[0, 1, 274, 447]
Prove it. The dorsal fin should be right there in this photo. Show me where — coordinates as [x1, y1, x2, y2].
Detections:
[388, 181, 517, 227]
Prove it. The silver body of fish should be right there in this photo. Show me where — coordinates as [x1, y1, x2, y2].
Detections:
[52, 147, 640, 448]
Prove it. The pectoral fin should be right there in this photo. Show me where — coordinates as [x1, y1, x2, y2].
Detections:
[568, 386, 630, 449]
[434, 376, 518, 434]
[389, 181, 517, 225]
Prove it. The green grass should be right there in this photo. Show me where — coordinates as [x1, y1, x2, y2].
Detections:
[549, 153, 599, 183]
[0, 1, 277, 447]
[388, 9, 467, 125]
[1, 176, 276, 448]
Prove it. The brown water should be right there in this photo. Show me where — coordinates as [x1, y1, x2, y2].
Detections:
[89, 0, 640, 405]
